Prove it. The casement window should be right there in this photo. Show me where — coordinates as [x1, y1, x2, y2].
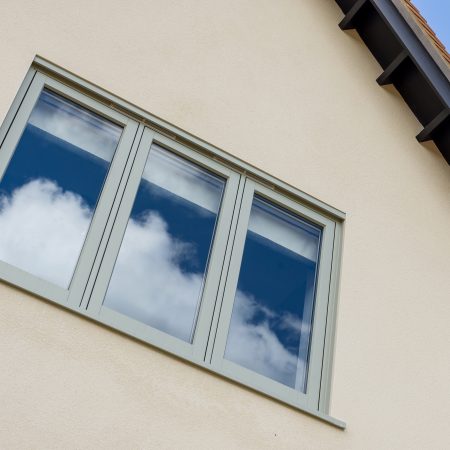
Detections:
[0, 60, 345, 427]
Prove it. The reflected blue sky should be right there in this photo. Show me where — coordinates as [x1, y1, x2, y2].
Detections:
[0, 89, 121, 287]
[104, 145, 224, 342]
[0, 123, 108, 209]
[225, 198, 321, 392]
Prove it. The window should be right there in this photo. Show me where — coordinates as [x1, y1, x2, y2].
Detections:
[0, 61, 345, 427]
[102, 145, 226, 343]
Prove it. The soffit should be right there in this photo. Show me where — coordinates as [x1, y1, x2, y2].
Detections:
[335, 0, 450, 164]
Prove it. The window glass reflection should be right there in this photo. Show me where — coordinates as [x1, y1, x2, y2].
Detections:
[0, 89, 122, 288]
[103, 145, 225, 343]
[225, 197, 321, 392]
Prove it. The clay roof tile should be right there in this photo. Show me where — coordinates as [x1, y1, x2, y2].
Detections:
[404, 0, 450, 65]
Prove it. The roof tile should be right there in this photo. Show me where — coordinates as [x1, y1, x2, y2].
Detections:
[405, 0, 450, 65]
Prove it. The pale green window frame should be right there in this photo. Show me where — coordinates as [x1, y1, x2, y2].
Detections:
[0, 58, 346, 428]
[0, 71, 140, 308]
[86, 130, 241, 363]
[209, 179, 337, 413]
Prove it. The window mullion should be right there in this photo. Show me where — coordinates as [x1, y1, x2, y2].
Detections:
[207, 178, 256, 367]
[199, 174, 247, 364]
[71, 123, 147, 311]
[84, 127, 156, 315]
[188, 170, 242, 361]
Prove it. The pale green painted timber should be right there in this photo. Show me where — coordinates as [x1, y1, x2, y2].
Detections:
[0, 61, 346, 429]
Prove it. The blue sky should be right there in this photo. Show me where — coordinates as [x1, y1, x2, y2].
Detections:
[413, 0, 450, 49]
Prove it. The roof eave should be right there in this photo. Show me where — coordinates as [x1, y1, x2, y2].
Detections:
[335, 0, 450, 164]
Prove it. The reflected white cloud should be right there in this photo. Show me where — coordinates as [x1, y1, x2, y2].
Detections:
[29, 90, 121, 163]
[104, 212, 204, 342]
[143, 145, 223, 214]
[104, 144, 223, 342]
[0, 179, 92, 288]
[225, 291, 309, 389]
[0, 176, 208, 341]
[249, 199, 320, 262]
[0, 177, 311, 387]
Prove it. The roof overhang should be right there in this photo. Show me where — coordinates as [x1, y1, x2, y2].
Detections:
[335, 0, 450, 164]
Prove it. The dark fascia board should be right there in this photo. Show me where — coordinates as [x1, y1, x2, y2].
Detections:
[335, 0, 450, 164]
[390, 0, 450, 85]
[375, 0, 450, 106]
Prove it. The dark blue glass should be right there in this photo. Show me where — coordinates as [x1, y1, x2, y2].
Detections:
[225, 197, 321, 392]
[0, 89, 122, 288]
[103, 145, 225, 342]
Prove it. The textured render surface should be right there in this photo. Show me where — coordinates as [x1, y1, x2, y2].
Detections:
[0, 0, 449, 449]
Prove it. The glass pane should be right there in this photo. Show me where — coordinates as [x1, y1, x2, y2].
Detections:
[224, 197, 321, 392]
[0, 89, 122, 288]
[103, 145, 225, 343]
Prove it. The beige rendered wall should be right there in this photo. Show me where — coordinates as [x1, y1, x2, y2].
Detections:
[0, 0, 449, 448]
